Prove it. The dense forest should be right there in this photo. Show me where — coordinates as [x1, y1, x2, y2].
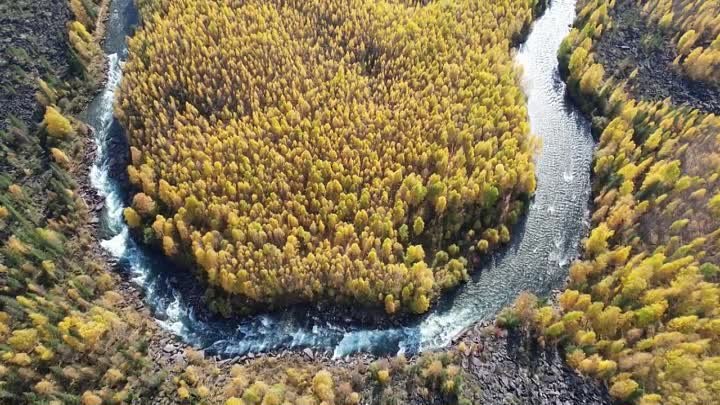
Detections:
[117, 0, 539, 316]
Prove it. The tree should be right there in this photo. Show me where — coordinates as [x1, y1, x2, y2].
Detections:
[413, 216, 425, 236]
[579, 64, 605, 95]
[677, 30, 698, 55]
[123, 207, 142, 228]
[585, 223, 614, 256]
[132, 193, 156, 216]
[609, 377, 639, 400]
[312, 370, 334, 403]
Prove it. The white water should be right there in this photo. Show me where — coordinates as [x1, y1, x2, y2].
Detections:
[88, 0, 593, 357]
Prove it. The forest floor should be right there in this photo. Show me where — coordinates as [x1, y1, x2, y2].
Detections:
[456, 323, 610, 405]
[0, 1, 71, 131]
[594, 0, 720, 115]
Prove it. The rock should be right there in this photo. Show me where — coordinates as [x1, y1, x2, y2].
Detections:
[303, 348, 314, 359]
[172, 353, 186, 367]
[163, 343, 176, 353]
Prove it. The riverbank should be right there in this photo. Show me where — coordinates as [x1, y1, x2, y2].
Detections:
[560, 0, 720, 121]
[539, 0, 720, 403]
[456, 322, 610, 404]
[132, 317, 611, 405]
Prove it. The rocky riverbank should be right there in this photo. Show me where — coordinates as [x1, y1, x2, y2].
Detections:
[456, 322, 611, 405]
[134, 320, 612, 405]
[76, 182, 613, 405]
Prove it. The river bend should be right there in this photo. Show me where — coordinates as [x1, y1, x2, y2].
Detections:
[88, 0, 593, 357]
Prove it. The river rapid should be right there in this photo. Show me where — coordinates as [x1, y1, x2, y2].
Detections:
[88, 0, 594, 358]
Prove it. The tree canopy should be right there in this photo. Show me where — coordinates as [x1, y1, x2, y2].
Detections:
[118, 0, 540, 315]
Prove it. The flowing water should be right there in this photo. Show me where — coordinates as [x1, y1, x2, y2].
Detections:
[88, 0, 593, 358]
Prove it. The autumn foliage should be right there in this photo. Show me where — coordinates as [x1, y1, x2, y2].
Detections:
[117, 0, 540, 315]
[43, 106, 74, 138]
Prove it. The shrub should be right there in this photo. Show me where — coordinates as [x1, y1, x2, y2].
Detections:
[312, 370, 334, 402]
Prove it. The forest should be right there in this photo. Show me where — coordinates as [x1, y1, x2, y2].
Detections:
[642, 0, 720, 82]
[117, 0, 539, 316]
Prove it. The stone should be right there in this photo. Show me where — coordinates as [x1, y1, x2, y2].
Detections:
[172, 353, 186, 367]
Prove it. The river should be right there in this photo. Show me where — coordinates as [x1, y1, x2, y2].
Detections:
[88, 0, 594, 358]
